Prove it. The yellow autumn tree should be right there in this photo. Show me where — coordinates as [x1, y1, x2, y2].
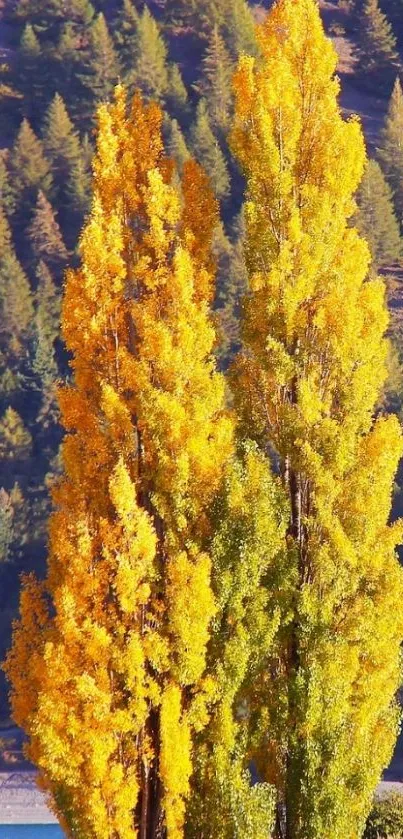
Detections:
[230, 1, 403, 838]
[5, 88, 233, 839]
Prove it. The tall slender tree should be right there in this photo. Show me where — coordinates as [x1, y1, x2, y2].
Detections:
[196, 26, 234, 135]
[132, 8, 169, 102]
[5, 88, 233, 839]
[378, 76, 403, 225]
[190, 100, 230, 201]
[231, 2, 403, 837]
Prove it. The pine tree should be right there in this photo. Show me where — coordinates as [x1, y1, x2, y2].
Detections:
[33, 264, 60, 429]
[8, 120, 53, 222]
[52, 4, 95, 112]
[357, 0, 398, 89]
[0, 489, 13, 564]
[166, 63, 188, 120]
[190, 100, 230, 201]
[42, 94, 82, 198]
[0, 208, 34, 386]
[15, 23, 50, 123]
[132, 7, 169, 101]
[0, 154, 16, 217]
[79, 13, 120, 113]
[0, 408, 32, 461]
[114, 0, 140, 87]
[230, 2, 403, 837]
[66, 155, 92, 231]
[223, 0, 257, 58]
[355, 159, 402, 268]
[5, 88, 233, 838]
[378, 76, 403, 225]
[35, 259, 61, 347]
[196, 26, 233, 134]
[164, 116, 190, 173]
[27, 191, 68, 276]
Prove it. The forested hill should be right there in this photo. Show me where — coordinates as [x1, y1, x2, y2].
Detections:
[0, 0, 403, 725]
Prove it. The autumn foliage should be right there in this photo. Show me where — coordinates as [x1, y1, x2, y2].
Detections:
[231, 1, 403, 837]
[5, 88, 233, 838]
[4, 1, 403, 838]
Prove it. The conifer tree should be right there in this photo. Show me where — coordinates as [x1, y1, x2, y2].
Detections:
[166, 64, 188, 121]
[33, 265, 60, 429]
[378, 76, 403, 225]
[0, 154, 16, 217]
[35, 260, 61, 347]
[27, 191, 68, 276]
[80, 13, 120, 114]
[66, 155, 92, 231]
[132, 8, 169, 101]
[355, 159, 402, 269]
[0, 408, 32, 461]
[190, 100, 230, 201]
[223, 0, 257, 58]
[42, 94, 82, 197]
[357, 0, 398, 89]
[5, 88, 233, 839]
[165, 117, 190, 173]
[52, 2, 95, 112]
[0, 210, 33, 396]
[16, 24, 44, 118]
[196, 26, 233, 135]
[0, 489, 13, 564]
[230, 2, 403, 837]
[114, 0, 140, 87]
[8, 120, 52, 221]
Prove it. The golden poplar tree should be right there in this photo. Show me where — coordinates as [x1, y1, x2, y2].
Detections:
[230, 1, 403, 837]
[5, 88, 233, 839]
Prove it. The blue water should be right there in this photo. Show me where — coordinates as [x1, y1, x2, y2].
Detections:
[0, 828, 64, 838]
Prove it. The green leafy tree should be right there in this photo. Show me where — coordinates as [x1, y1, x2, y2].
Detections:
[357, 0, 399, 89]
[196, 25, 234, 134]
[190, 99, 230, 201]
[378, 77, 403, 225]
[355, 159, 402, 269]
[188, 444, 286, 839]
[27, 191, 68, 276]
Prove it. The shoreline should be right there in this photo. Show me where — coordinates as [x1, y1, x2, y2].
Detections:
[0, 772, 58, 825]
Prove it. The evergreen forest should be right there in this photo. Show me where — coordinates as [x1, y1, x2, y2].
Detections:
[1, 0, 403, 836]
